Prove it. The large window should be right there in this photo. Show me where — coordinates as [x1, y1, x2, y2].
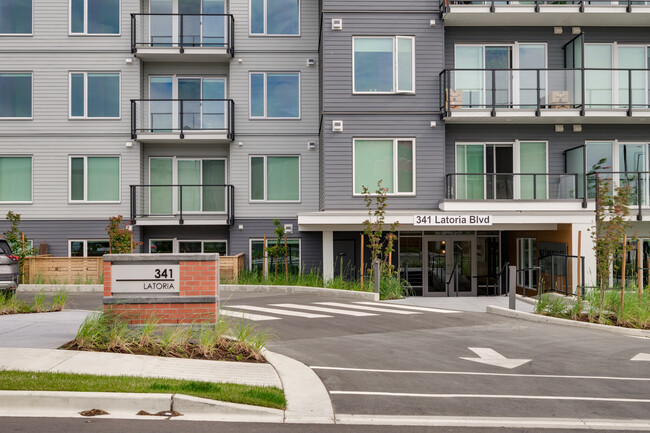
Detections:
[179, 240, 227, 255]
[70, 72, 120, 118]
[250, 238, 300, 274]
[250, 156, 300, 201]
[0, 73, 32, 118]
[150, 239, 173, 253]
[250, 72, 300, 118]
[70, 156, 120, 202]
[0, 0, 32, 34]
[353, 37, 414, 94]
[69, 240, 110, 257]
[517, 237, 537, 289]
[0, 156, 32, 202]
[250, 0, 299, 36]
[70, 0, 119, 35]
[353, 139, 414, 195]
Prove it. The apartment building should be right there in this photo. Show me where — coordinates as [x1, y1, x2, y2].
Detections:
[301, 1, 650, 296]
[0, 0, 321, 272]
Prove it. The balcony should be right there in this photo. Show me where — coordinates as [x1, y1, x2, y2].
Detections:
[131, 13, 234, 62]
[440, 0, 650, 27]
[442, 172, 588, 211]
[130, 184, 235, 226]
[590, 172, 650, 221]
[440, 68, 650, 123]
[131, 99, 234, 143]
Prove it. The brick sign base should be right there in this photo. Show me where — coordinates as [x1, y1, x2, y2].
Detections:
[103, 254, 219, 324]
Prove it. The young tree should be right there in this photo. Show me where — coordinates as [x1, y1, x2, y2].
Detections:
[106, 215, 142, 254]
[265, 219, 287, 278]
[2, 211, 37, 262]
[362, 180, 399, 278]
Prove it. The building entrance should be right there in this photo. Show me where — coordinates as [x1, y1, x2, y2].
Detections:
[423, 235, 477, 297]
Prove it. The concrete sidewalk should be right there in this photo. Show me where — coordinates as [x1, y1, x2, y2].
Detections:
[0, 311, 92, 349]
[385, 295, 536, 313]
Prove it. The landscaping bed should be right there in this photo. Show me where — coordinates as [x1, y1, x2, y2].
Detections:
[0, 290, 67, 315]
[0, 370, 286, 410]
[62, 312, 270, 363]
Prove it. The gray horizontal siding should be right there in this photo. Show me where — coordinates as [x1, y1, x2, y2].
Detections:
[321, 114, 445, 211]
[323, 1, 438, 11]
[322, 12, 442, 113]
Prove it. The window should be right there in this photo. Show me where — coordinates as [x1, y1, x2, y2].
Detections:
[70, 156, 120, 202]
[70, 0, 119, 35]
[70, 72, 120, 118]
[69, 240, 110, 257]
[179, 240, 227, 255]
[250, 238, 300, 273]
[250, 156, 300, 201]
[0, 0, 32, 34]
[353, 139, 414, 195]
[0, 73, 32, 118]
[250, 72, 300, 118]
[353, 37, 414, 94]
[150, 239, 173, 253]
[517, 238, 537, 289]
[0, 156, 31, 202]
[250, 0, 299, 36]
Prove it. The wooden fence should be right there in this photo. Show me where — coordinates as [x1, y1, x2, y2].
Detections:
[22, 253, 246, 285]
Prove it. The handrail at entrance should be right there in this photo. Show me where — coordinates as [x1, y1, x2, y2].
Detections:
[446, 262, 460, 297]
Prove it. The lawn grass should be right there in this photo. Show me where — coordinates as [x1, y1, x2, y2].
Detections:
[0, 370, 286, 410]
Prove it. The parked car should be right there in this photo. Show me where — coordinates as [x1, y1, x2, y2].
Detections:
[0, 239, 20, 295]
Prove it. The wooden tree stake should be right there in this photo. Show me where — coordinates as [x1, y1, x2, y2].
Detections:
[360, 234, 365, 290]
[262, 234, 267, 282]
[284, 234, 288, 283]
[621, 234, 627, 312]
[638, 238, 643, 302]
[577, 231, 582, 302]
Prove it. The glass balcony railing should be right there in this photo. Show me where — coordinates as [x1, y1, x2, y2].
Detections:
[130, 99, 235, 140]
[131, 13, 234, 55]
[445, 173, 580, 200]
[130, 184, 235, 225]
[441, 0, 650, 13]
[587, 172, 650, 219]
[440, 68, 650, 116]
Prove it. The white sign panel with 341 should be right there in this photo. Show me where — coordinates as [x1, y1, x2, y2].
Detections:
[111, 263, 180, 294]
[414, 215, 492, 226]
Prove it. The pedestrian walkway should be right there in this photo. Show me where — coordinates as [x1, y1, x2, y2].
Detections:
[0, 310, 92, 349]
[220, 301, 460, 322]
[0, 347, 281, 388]
[386, 295, 536, 313]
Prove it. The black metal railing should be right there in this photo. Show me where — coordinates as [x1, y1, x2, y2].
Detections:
[440, 68, 650, 117]
[131, 13, 234, 55]
[538, 254, 586, 297]
[446, 173, 580, 201]
[446, 262, 460, 297]
[440, 0, 647, 14]
[131, 99, 234, 140]
[591, 171, 650, 221]
[130, 184, 235, 226]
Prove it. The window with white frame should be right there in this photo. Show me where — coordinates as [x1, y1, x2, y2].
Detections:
[0, 156, 32, 203]
[70, 72, 120, 118]
[70, 0, 119, 35]
[250, 238, 300, 273]
[0, 73, 32, 118]
[250, 0, 299, 36]
[69, 240, 110, 257]
[250, 155, 300, 201]
[517, 238, 537, 288]
[250, 72, 300, 118]
[353, 37, 414, 94]
[70, 156, 120, 202]
[353, 138, 414, 195]
[0, 0, 32, 34]
[150, 239, 174, 253]
[179, 240, 227, 255]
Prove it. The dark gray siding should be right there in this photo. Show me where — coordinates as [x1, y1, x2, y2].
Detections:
[323, 1, 437, 11]
[322, 13, 442, 113]
[321, 114, 445, 210]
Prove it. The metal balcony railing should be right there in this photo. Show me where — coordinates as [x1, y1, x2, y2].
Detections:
[440, 68, 650, 117]
[445, 173, 581, 201]
[130, 184, 235, 225]
[440, 0, 648, 14]
[130, 99, 234, 140]
[590, 171, 650, 221]
[131, 13, 234, 55]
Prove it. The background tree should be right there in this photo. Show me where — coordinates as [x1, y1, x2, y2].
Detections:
[2, 211, 37, 263]
[265, 219, 287, 278]
[106, 215, 142, 254]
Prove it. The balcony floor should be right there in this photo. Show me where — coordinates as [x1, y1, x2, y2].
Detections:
[134, 215, 231, 226]
[135, 131, 232, 144]
[134, 48, 232, 63]
[444, 108, 650, 124]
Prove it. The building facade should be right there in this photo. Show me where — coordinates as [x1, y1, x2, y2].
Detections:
[2, 1, 649, 295]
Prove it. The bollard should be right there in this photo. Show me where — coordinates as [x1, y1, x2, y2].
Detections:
[374, 259, 380, 295]
[509, 265, 517, 310]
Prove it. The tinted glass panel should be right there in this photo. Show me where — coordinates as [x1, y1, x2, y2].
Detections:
[87, 73, 119, 117]
[71, 73, 85, 117]
[397, 140, 413, 193]
[250, 73, 265, 117]
[267, 73, 299, 118]
[354, 38, 393, 93]
[250, 0, 264, 34]
[202, 159, 226, 212]
[70, 0, 84, 33]
[0, 0, 32, 34]
[250, 157, 264, 200]
[204, 241, 226, 255]
[87, 241, 110, 256]
[151, 240, 173, 253]
[0, 156, 31, 202]
[179, 241, 201, 253]
[0, 73, 31, 117]
[150, 158, 173, 214]
[267, 0, 298, 35]
[87, 157, 119, 201]
[88, 0, 119, 34]
[267, 156, 299, 201]
[70, 157, 84, 201]
[397, 37, 413, 92]
[70, 241, 84, 257]
[355, 140, 393, 194]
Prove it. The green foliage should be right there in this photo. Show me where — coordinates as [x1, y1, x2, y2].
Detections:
[2, 212, 37, 267]
[106, 215, 142, 254]
[362, 181, 399, 278]
[0, 289, 68, 315]
[265, 219, 287, 278]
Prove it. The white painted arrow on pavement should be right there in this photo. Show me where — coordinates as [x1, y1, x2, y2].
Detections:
[631, 353, 650, 362]
[460, 348, 532, 370]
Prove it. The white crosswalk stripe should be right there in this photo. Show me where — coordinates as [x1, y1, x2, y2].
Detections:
[270, 303, 378, 317]
[314, 302, 421, 315]
[354, 302, 460, 314]
[219, 309, 281, 321]
[227, 305, 332, 319]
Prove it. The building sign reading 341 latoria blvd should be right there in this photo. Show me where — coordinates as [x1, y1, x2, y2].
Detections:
[111, 263, 180, 294]
[414, 215, 492, 226]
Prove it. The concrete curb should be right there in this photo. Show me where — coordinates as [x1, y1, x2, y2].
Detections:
[0, 391, 284, 422]
[18, 284, 103, 292]
[223, 284, 379, 301]
[263, 349, 335, 424]
[487, 305, 650, 338]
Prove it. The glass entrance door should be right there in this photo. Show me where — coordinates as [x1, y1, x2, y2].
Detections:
[424, 236, 477, 297]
